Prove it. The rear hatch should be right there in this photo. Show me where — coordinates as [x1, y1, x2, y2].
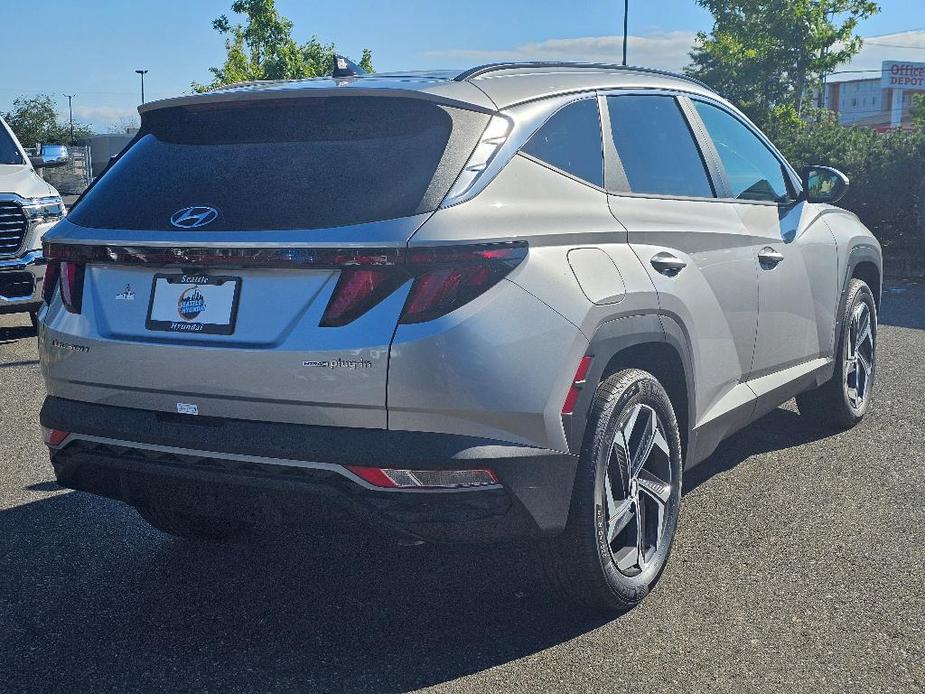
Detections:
[42, 93, 491, 428]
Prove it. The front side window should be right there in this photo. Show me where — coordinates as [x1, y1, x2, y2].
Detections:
[693, 101, 792, 203]
[607, 95, 714, 198]
[520, 98, 603, 187]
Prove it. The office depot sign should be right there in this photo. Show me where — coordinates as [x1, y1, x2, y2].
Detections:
[881, 61, 925, 90]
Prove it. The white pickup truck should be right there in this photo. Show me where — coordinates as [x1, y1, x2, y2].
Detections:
[0, 115, 67, 326]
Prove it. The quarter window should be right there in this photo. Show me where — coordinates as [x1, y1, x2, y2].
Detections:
[694, 101, 792, 203]
[520, 99, 603, 187]
[606, 95, 714, 198]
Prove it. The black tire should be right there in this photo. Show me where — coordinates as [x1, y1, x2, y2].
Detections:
[796, 279, 877, 431]
[136, 503, 256, 543]
[29, 311, 38, 331]
[538, 369, 684, 612]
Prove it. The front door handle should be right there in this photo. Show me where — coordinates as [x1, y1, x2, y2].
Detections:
[758, 247, 785, 269]
[650, 252, 687, 276]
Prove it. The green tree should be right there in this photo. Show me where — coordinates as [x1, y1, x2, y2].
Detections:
[687, 0, 879, 125]
[194, 0, 373, 92]
[3, 94, 92, 147]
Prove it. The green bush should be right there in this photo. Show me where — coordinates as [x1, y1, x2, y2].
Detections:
[765, 101, 925, 255]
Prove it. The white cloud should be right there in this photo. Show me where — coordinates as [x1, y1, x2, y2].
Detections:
[425, 32, 698, 72]
[831, 30, 925, 80]
[71, 104, 138, 132]
[426, 28, 925, 82]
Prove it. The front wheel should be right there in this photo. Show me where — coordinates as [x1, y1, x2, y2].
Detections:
[797, 278, 877, 430]
[538, 369, 683, 612]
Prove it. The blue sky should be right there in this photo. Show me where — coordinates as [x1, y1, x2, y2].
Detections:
[3, 0, 925, 131]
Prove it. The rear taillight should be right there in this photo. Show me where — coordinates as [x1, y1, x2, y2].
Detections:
[320, 270, 406, 327]
[58, 261, 85, 313]
[42, 259, 84, 313]
[320, 242, 527, 326]
[399, 244, 526, 324]
[42, 260, 60, 305]
[42, 241, 527, 324]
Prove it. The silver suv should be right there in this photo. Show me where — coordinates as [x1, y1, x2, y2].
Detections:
[38, 62, 881, 611]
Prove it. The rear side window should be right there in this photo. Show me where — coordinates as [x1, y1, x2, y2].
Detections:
[68, 97, 489, 231]
[520, 99, 603, 187]
[693, 101, 792, 203]
[607, 95, 714, 198]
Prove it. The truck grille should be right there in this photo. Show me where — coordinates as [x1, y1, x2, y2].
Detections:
[0, 202, 28, 257]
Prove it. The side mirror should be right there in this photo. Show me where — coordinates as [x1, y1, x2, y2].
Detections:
[30, 143, 70, 169]
[801, 165, 849, 204]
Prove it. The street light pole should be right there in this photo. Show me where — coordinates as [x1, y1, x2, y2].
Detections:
[622, 0, 629, 66]
[63, 94, 75, 144]
[135, 69, 148, 105]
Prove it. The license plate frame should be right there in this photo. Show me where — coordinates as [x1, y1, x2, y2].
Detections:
[145, 273, 242, 335]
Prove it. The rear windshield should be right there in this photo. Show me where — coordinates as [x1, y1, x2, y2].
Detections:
[69, 96, 489, 231]
[0, 123, 24, 165]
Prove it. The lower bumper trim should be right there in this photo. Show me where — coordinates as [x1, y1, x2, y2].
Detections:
[41, 397, 580, 541]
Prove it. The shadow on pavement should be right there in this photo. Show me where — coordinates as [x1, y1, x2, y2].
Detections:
[0, 323, 37, 344]
[0, 490, 609, 693]
[879, 284, 925, 330]
[684, 407, 835, 494]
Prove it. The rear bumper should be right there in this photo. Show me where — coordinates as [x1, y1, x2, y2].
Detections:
[40, 397, 579, 542]
[0, 249, 44, 314]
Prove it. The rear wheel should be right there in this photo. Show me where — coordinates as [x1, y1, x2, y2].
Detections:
[29, 311, 38, 331]
[796, 279, 877, 430]
[538, 369, 683, 612]
[136, 503, 256, 543]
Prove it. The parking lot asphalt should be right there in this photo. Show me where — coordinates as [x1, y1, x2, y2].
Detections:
[1, 284, 924, 694]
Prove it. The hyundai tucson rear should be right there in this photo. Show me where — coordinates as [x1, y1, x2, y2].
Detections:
[38, 64, 880, 612]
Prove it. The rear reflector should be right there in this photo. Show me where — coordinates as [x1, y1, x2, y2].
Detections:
[346, 466, 499, 489]
[562, 355, 593, 415]
[41, 427, 70, 447]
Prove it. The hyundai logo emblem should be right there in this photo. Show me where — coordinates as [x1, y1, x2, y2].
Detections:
[170, 205, 220, 229]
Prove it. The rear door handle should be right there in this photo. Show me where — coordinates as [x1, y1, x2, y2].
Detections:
[650, 252, 687, 276]
[758, 247, 785, 269]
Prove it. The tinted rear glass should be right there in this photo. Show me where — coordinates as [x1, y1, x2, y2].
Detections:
[521, 98, 603, 187]
[69, 96, 489, 231]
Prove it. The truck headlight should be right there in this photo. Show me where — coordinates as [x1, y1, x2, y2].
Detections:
[22, 196, 66, 225]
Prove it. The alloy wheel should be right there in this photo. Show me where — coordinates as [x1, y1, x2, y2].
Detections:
[602, 403, 674, 576]
[844, 301, 874, 411]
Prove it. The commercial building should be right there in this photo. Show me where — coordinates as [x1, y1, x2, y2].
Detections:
[824, 60, 924, 131]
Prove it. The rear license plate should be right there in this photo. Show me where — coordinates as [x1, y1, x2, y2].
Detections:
[146, 274, 241, 335]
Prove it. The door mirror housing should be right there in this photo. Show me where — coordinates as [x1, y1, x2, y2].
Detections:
[801, 165, 849, 204]
[30, 143, 70, 169]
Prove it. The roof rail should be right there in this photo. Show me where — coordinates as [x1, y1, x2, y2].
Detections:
[454, 62, 711, 91]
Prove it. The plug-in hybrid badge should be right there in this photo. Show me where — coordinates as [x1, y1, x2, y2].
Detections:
[170, 206, 219, 229]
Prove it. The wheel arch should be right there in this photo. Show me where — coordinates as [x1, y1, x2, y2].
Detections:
[851, 260, 881, 310]
[568, 313, 694, 461]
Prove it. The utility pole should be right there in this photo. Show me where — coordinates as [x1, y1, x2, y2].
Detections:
[622, 0, 629, 66]
[63, 94, 75, 144]
[135, 69, 149, 105]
